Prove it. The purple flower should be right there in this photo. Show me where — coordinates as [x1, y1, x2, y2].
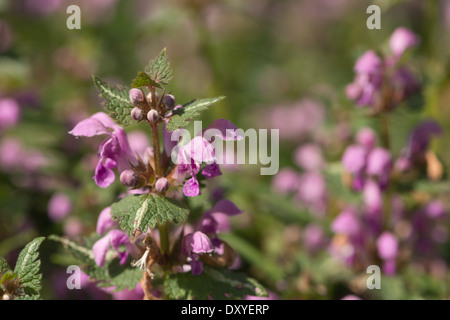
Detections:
[272, 168, 300, 194]
[47, 193, 72, 222]
[263, 99, 325, 141]
[389, 27, 419, 57]
[346, 51, 384, 107]
[176, 119, 241, 197]
[331, 208, 361, 237]
[303, 224, 327, 254]
[69, 112, 137, 188]
[425, 201, 446, 219]
[63, 217, 83, 237]
[245, 291, 279, 300]
[294, 144, 324, 171]
[96, 207, 116, 234]
[356, 128, 376, 150]
[342, 145, 367, 174]
[354, 50, 383, 75]
[404, 120, 442, 159]
[363, 179, 382, 217]
[200, 199, 243, 234]
[376, 232, 398, 275]
[295, 172, 327, 214]
[182, 231, 214, 276]
[0, 98, 20, 131]
[183, 231, 214, 256]
[190, 259, 204, 276]
[0, 138, 22, 171]
[366, 147, 392, 187]
[93, 229, 130, 267]
[103, 283, 144, 300]
[341, 295, 362, 300]
[377, 232, 398, 260]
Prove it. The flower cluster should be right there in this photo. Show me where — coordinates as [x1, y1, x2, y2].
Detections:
[346, 27, 420, 112]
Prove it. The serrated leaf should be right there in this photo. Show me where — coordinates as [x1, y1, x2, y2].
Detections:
[49, 235, 141, 291]
[164, 267, 268, 300]
[92, 76, 134, 126]
[14, 237, 45, 299]
[111, 194, 189, 237]
[144, 48, 172, 86]
[131, 71, 161, 89]
[49, 235, 95, 265]
[0, 257, 11, 275]
[166, 96, 226, 131]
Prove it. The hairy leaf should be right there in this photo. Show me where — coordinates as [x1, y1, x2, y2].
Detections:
[92, 76, 133, 126]
[49, 235, 141, 291]
[144, 48, 172, 86]
[166, 96, 226, 131]
[131, 71, 160, 89]
[164, 267, 268, 300]
[0, 257, 11, 275]
[14, 237, 45, 299]
[111, 194, 189, 237]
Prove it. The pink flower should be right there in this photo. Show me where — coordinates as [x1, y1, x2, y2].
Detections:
[0, 98, 20, 131]
[96, 207, 117, 234]
[93, 229, 130, 267]
[47, 193, 72, 222]
[272, 168, 300, 194]
[389, 27, 419, 57]
[69, 112, 137, 188]
[294, 144, 324, 171]
[332, 208, 361, 236]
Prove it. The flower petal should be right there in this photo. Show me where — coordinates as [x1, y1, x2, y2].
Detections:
[203, 119, 243, 141]
[69, 117, 111, 137]
[96, 207, 115, 234]
[94, 160, 116, 188]
[183, 177, 200, 197]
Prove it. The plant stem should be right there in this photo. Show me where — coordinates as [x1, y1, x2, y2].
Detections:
[159, 223, 169, 256]
[147, 84, 169, 266]
[379, 113, 390, 150]
[151, 123, 163, 177]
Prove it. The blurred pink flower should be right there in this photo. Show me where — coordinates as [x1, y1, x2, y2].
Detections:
[0, 98, 20, 131]
[48, 192, 72, 222]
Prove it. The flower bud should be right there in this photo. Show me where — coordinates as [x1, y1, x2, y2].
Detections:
[147, 109, 159, 123]
[129, 89, 144, 104]
[120, 170, 139, 187]
[131, 107, 143, 121]
[162, 94, 175, 110]
[155, 177, 170, 193]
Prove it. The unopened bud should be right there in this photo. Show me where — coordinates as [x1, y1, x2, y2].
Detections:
[162, 94, 175, 110]
[129, 88, 144, 104]
[120, 170, 139, 187]
[155, 177, 170, 193]
[147, 109, 159, 123]
[131, 107, 143, 121]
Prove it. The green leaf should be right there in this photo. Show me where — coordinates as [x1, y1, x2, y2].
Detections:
[49, 235, 141, 291]
[165, 267, 267, 300]
[131, 71, 160, 89]
[92, 76, 133, 126]
[49, 235, 95, 265]
[166, 96, 226, 131]
[0, 257, 11, 275]
[14, 237, 45, 299]
[111, 194, 189, 237]
[144, 48, 172, 86]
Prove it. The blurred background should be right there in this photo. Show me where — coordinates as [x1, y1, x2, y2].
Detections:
[0, 0, 449, 299]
